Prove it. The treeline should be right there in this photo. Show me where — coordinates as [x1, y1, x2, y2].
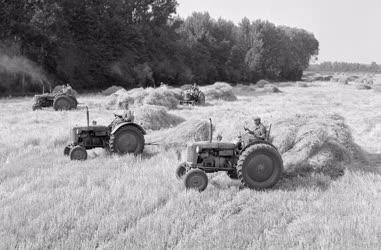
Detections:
[0, 0, 319, 95]
[308, 61, 380, 73]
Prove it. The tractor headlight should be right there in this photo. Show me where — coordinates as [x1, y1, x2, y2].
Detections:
[196, 146, 200, 154]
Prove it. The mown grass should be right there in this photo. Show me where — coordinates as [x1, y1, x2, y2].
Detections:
[0, 82, 380, 249]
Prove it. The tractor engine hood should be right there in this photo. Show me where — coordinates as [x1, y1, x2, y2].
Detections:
[70, 126, 110, 141]
[186, 141, 236, 164]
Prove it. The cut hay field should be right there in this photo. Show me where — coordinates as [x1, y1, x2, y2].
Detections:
[0, 81, 381, 249]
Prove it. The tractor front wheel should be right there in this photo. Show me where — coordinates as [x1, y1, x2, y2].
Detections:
[64, 145, 71, 156]
[69, 146, 87, 161]
[184, 169, 208, 192]
[32, 104, 40, 111]
[176, 163, 187, 180]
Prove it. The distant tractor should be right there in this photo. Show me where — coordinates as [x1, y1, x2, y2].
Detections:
[32, 85, 78, 111]
[64, 107, 146, 160]
[180, 85, 205, 105]
[176, 119, 283, 191]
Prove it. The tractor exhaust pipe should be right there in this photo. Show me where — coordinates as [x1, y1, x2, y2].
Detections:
[209, 118, 213, 143]
[86, 106, 89, 128]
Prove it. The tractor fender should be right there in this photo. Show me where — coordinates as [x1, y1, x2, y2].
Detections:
[241, 140, 279, 153]
[111, 122, 146, 135]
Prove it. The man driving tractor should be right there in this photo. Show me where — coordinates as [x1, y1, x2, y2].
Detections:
[109, 103, 135, 128]
[244, 116, 267, 140]
[190, 83, 200, 98]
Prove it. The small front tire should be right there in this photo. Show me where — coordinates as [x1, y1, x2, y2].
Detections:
[184, 169, 208, 192]
[176, 163, 187, 180]
[69, 146, 87, 161]
[32, 104, 40, 111]
[64, 146, 71, 156]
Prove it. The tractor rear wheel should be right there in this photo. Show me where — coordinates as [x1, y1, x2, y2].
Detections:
[197, 92, 205, 105]
[70, 146, 87, 161]
[109, 126, 144, 155]
[53, 96, 73, 111]
[184, 169, 208, 191]
[237, 144, 283, 189]
[67, 96, 78, 109]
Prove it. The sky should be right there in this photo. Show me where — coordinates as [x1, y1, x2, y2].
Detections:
[176, 0, 381, 64]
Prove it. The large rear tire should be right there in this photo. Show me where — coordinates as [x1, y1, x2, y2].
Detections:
[67, 96, 78, 109]
[197, 92, 205, 105]
[53, 96, 73, 111]
[109, 126, 145, 155]
[184, 169, 208, 192]
[237, 144, 283, 189]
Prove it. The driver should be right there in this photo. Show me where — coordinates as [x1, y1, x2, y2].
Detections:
[190, 83, 199, 98]
[123, 109, 134, 122]
[123, 103, 134, 122]
[244, 116, 266, 140]
[110, 105, 135, 128]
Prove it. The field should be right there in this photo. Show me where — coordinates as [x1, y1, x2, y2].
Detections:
[1, 81, 381, 249]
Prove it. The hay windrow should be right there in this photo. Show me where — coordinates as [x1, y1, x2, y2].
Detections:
[271, 113, 367, 176]
[232, 84, 256, 96]
[200, 82, 237, 101]
[106, 86, 179, 110]
[302, 73, 332, 82]
[143, 87, 180, 109]
[263, 85, 281, 93]
[355, 84, 372, 90]
[373, 85, 381, 93]
[102, 86, 124, 96]
[297, 81, 309, 88]
[134, 105, 184, 131]
[149, 119, 212, 148]
[256, 79, 270, 87]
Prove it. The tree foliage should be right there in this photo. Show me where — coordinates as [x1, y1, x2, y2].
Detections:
[0, 1, 319, 95]
[308, 61, 380, 73]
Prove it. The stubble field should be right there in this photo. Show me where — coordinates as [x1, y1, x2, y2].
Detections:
[0, 81, 380, 249]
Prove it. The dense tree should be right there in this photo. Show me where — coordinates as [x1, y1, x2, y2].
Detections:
[309, 61, 380, 72]
[0, 2, 320, 96]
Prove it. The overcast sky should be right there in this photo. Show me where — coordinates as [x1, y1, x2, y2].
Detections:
[176, 0, 381, 64]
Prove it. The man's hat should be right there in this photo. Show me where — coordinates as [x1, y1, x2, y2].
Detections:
[253, 116, 261, 121]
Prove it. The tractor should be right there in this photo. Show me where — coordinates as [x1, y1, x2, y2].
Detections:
[180, 86, 205, 105]
[32, 85, 78, 111]
[64, 107, 146, 160]
[176, 119, 283, 191]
